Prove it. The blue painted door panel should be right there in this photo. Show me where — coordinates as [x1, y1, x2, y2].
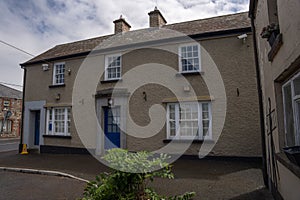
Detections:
[34, 111, 40, 146]
[104, 107, 120, 149]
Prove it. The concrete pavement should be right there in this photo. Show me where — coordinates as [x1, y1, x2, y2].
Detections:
[0, 151, 274, 200]
[0, 170, 85, 200]
[0, 138, 19, 152]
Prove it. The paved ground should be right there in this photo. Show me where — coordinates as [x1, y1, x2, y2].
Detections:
[0, 138, 19, 152]
[0, 171, 85, 200]
[0, 151, 274, 200]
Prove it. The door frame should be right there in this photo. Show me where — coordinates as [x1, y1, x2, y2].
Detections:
[95, 93, 128, 155]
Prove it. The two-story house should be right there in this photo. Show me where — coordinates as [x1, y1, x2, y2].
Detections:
[20, 9, 261, 158]
[0, 84, 22, 138]
[250, 0, 300, 199]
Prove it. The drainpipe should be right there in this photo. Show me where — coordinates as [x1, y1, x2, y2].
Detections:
[19, 66, 26, 153]
[249, 14, 269, 187]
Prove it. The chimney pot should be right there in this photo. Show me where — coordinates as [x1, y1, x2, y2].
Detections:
[113, 16, 131, 34]
[148, 7, 167, 27]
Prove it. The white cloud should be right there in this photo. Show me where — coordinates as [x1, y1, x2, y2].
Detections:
[0, 0, 249, 90]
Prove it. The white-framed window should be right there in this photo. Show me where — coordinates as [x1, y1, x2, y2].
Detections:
[46, 107, 71, 136]
[0, 119, 12, 133]
[166, 102, 212, 140]
[53, 62, 65, 85]
[282, 72, 300, 146]
[105, 54, 122, 80]
[179, 43, 201, 73]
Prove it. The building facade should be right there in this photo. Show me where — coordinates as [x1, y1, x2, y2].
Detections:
[21, 9, 261, 158]
[0, 84, 22, 138]
[250, 0, 300, 199]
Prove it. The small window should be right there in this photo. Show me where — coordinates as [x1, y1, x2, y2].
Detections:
[179, 44, 201, 73]
[105, 54, 122, 80]
[53, 62, 65, 85]
[3, 100, 10, 107]
[282, 72, 300, 147]
[166, 102, 211, 140]
[0, 120, 12, 133]
[46, 107, 71, 136]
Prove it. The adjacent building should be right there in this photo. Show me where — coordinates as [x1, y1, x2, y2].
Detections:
[20, 9, 261, 158]
[250, 0, 300, 199]
[0, 84, 22, 138]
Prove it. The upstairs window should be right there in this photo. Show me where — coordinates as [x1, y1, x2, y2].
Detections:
[179, 44, 201, 73]
[167, 102, 212, 140]
[53, 62, 65, 85]
[282, 72, 300, 147]
[105, 54, 122, 80]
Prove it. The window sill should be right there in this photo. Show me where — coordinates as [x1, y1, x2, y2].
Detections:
[100, 79, 122, 84]
[276, 152, 300, 179]
[43, 135, 71, 139]
[268, 33, 283, 62]
[176, 71, 204, 77]
[49, 84, 66, 88]
[163, 139, 214, 144]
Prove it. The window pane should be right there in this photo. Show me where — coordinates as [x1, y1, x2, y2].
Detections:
[180, 45, 200, 72]
[283, 83, 295, 146]
[54, 63, 65, 84]
[294, 76, 300, 96]
[296, 101, 300, 145]
[106, 55, 121, 80]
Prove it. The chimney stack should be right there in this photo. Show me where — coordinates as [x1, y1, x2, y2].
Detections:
[148, 7, 167, 27]
[113, 15, 131, 34]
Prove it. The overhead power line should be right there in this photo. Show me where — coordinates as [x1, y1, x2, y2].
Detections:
[0, 39, 35, 57]
[0, 81, 23, 88]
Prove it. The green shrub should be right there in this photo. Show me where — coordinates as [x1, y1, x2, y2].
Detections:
[81, 149, 195, 200]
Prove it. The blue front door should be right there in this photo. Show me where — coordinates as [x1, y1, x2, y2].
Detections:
[34, 111, 40, 146]
[104, 107, 121, 149]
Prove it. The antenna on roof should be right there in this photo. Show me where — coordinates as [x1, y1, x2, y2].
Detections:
[153, 0, 158, 9]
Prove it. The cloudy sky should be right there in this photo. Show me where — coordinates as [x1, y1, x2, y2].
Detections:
[0, 0, 249, 91]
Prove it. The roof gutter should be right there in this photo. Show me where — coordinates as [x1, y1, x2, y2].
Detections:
[21, 27, 252, 67]
[249, 2, 269, 187]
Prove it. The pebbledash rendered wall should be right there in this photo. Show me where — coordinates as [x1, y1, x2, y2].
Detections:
[251, 0, 300, 199]
[24, 33, 261, 157]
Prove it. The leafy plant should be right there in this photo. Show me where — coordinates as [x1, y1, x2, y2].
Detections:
[81, 149, 195, 200]
[260, 23, 279, 39]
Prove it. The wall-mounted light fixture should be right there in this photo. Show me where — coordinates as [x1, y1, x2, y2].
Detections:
[237, 33, 247, 43]
[236, 88, 240, 97]
[68, 68, 71, 75]
[42, 64, 49, 71]
[142, 91, 147, 101]
[55, 93, 61, 100]
[108, 98, 114, 107]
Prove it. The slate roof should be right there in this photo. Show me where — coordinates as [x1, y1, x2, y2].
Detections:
[0, 84, 22, 99]
[22, 12, 250, 65]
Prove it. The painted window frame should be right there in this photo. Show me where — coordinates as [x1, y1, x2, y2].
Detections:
[0, 119, 12, 133]
[52, 62, 65, 85]
[178, 43, 201, 73]
[46, 107, 71, 136]
[282, 72, 300, 147]
[104, 54, 122, 81]
[166, 102, 212, 140]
